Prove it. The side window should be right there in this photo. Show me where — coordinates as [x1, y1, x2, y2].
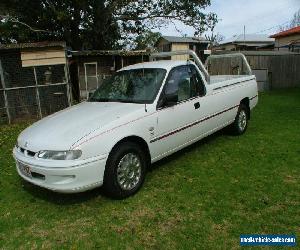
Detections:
[165, 66, 190, 102]
[164, 65, 205, 103]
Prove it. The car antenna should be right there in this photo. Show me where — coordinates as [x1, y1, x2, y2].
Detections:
[144, 103, 148, 112]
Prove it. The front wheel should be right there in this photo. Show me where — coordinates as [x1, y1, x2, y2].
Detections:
[102, 141, 147, 199]
[230, 104, 249, 135]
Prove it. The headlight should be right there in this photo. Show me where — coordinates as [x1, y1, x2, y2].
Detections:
[37, 150, 82, 160]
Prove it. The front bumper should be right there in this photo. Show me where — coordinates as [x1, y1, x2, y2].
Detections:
[13, 147, 108, 193]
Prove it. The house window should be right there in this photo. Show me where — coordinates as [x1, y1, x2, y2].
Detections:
[162, 44, 171, 52]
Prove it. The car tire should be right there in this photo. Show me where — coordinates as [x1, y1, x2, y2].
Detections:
[230, 104, 249, 135]
[102, 141, 147, 199]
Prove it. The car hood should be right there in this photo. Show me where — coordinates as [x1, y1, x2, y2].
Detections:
[17, 102, 144, 152]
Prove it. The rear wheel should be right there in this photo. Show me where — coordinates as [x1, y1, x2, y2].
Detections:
[230, 104, 249, 135]
[103, 142, 147, 199]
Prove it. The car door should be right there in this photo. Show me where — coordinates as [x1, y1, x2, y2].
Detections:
[191, 65, 239, 140]
[150, 65, 206, 159]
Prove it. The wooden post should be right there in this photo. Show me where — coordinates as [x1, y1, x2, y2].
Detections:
[33, 67, 43, 119]
[84, 63, 88, 100]
[0, 59, 11, 123]
[64, 62, 72, 106]
[64, 50, 72, 106]
[95, 62, 99, 89]
[77, 64, 81, 101]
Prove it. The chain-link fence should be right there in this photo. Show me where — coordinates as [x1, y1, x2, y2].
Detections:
[0, 50, 70, 124]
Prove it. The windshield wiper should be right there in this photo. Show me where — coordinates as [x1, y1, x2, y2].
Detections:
[112, 99, 133, 103]
[89, 98, 145, 104]
[110, 99, 146, 104]
[89, 98, 110, 102]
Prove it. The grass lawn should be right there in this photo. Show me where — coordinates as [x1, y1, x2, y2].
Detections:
[0, 89, 299, 249]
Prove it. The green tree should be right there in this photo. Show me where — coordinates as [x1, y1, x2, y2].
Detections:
[205, 32, 225, 46]
[0, 0, 217, 50]
[133, 31, 161, 50]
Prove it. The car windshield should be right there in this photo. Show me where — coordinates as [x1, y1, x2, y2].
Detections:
[89, 68, 166, 104]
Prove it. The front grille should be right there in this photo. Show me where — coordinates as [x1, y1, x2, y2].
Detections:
[18, 147, 36, 157]
[27, 150, 36, 157]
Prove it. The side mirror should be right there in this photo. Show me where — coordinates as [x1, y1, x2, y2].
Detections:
[88, 90, 95, 99]
[163, 93, 178, 107]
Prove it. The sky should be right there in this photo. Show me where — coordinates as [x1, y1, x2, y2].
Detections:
[157, 0, 300, 39]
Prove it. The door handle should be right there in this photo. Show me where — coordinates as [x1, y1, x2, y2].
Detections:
[194, 102, 200, 109]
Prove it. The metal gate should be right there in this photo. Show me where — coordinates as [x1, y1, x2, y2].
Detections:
[82, 62, 99, 100]
[252, 69, 269, 91]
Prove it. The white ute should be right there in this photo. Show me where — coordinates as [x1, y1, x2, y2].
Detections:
[13, 50, 258, 198]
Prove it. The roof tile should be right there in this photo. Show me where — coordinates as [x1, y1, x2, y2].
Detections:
[270, 26, 300, 38]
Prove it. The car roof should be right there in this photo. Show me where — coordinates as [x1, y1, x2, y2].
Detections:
[120, 60, 191, 71]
